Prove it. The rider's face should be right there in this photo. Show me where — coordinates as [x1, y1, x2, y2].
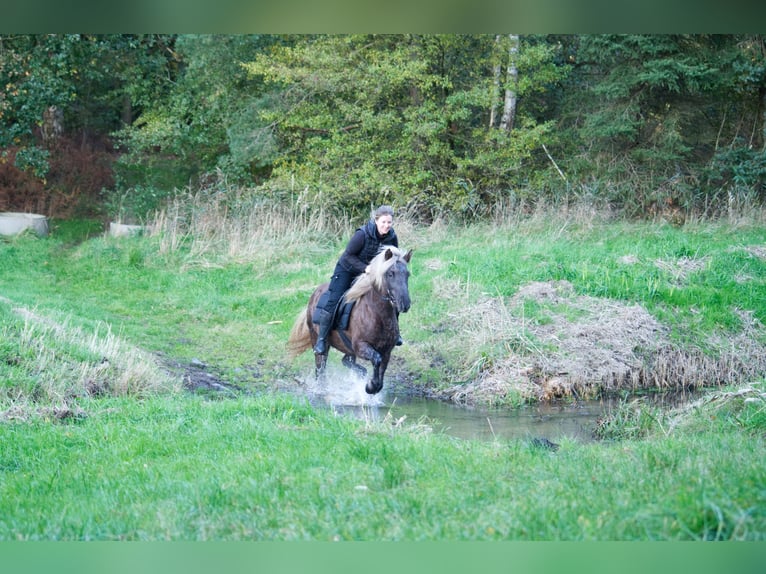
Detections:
[375, 214, 393, 236]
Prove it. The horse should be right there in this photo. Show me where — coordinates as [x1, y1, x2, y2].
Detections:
[287, 246, 412, 394]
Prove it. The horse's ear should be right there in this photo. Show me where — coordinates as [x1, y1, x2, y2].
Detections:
[404, 249, 413, 263]
[384, 249, 394, 261]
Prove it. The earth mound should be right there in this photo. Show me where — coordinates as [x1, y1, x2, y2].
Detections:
[436, 280, 766, 404]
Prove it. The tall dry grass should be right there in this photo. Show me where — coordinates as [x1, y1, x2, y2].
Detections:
[148, 183, 766, 268]
[1, 298, 182, 413]
[149, 187, 356, 267]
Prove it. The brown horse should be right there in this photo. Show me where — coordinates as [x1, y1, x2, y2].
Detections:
[287, 247, 412, 394]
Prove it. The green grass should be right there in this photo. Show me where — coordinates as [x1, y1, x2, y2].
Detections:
[0, 230, 314, 370]
[419, 220, 766, 337]
[1, 391, 764, 540]
[3, 214, 766, 386]
[1, 208, 766, 540]
[395, 217, 766, 391]
[0, 295, 180, 406]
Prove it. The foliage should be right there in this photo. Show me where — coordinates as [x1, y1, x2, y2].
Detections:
[11, 146, 50, 179]
[3, 34, 766, 219]
[1, 34, 174, 152]
[557, 34, 766, 213]
[102, 184, 170, 223]
[113, 35, 278, 190]
[0, 34, 175, 215]
[703, 145, 766, 202]
[244, 34, 567, 219]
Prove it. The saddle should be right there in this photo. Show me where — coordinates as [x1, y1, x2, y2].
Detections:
[312, 290, 355, 331]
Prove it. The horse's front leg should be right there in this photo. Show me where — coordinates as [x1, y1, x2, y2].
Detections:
[356, 343, 385, 394]
[367, 350, 392, 394]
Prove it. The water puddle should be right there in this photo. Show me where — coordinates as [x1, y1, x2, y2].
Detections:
[302, 369, 703, 443]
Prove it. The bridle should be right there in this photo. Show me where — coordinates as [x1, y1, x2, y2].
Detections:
[372, 261, 407, 315]
[372, 282, 397, 310]
[371, 261, 405, 312]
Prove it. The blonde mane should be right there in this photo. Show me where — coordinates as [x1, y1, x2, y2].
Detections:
[344, 246, 407, 304]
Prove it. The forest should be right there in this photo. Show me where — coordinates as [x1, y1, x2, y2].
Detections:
[1, 34, 765, 222]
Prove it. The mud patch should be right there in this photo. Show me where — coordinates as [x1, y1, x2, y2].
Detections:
[159, 356, 239, 394]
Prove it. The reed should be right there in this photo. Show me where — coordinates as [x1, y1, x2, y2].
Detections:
[150, 187, 353, 267]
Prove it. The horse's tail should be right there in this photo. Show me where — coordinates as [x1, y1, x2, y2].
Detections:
[286, 307, 312, 357]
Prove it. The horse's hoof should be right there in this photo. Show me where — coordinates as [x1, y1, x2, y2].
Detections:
[365, 382, 381, 395]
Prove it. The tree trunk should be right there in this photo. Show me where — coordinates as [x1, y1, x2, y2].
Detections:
[499, 34, 519, 132]
[489, 35, 502, 128]
[760, 84, 766, 151]
[122, 95, 133, 126]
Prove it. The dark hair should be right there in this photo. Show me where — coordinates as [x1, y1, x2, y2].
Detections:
[374, 205, 394, 219]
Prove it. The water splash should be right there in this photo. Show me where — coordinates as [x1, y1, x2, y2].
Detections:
[304, 365, 387, 408]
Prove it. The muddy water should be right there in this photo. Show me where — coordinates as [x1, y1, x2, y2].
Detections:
[302, 370, 701, 443]
[331, 396, 605, 442]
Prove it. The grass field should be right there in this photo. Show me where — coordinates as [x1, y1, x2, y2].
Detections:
[1, 202, 765, 540]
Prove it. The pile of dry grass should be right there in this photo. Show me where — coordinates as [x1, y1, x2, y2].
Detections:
[434, 280, 766, 404]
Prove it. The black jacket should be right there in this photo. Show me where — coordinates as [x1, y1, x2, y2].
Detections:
[336, 220, 398, 275]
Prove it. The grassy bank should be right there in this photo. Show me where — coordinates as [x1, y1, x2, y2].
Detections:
[2, 205, 766, 404]
[1, 387, 764, 540]
[1, 202, 765, 539]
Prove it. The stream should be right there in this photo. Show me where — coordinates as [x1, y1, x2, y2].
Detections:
[300, 371, 702, 443]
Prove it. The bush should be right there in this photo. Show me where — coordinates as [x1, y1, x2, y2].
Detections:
[0, 148, 47, 212]
[0, 139, 116, 218]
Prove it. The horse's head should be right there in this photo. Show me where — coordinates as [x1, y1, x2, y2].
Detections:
[345, 247, 413, 313]
[381, 247, 412, 313]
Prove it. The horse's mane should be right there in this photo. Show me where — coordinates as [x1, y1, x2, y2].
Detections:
[344, 246, 407, 304]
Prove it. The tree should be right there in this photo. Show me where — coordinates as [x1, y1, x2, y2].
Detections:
[114, 34, 277, 194]
[492, 34, 519, 132]
[244, 34, 566, 218]
[0, 34, 177, 215]
[557, 34, 753, 212]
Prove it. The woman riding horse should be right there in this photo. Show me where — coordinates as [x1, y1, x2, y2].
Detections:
[288, 245, 412, 394]
[313, 205, 400, 355]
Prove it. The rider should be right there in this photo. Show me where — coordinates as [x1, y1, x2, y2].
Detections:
[313, 205, 400, 355]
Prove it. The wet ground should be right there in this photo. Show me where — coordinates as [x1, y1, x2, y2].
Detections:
[171, 357, 703, 444]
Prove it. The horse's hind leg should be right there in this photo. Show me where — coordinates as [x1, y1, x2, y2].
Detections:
[342, 354, 367, 378]
[314, 352, 328, 382]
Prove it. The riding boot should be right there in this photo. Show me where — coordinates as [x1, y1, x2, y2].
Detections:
[313, 308, 333, 354]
